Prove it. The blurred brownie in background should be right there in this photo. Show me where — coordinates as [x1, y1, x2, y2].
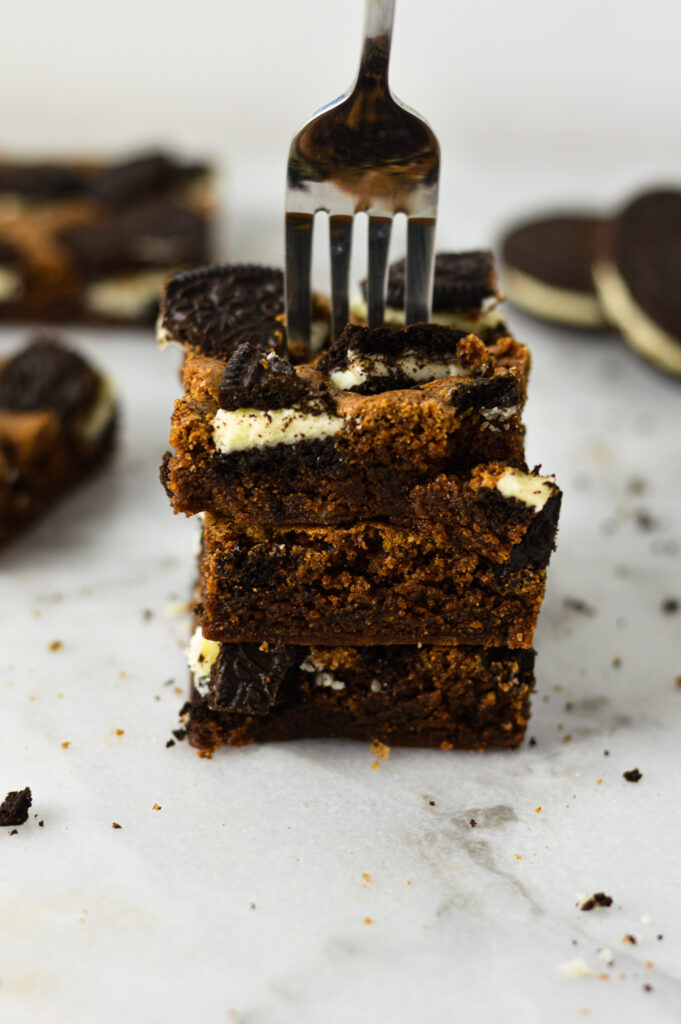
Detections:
[0, 151, 214, 326]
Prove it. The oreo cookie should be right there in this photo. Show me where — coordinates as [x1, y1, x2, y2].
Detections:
[59, 201, 208, 274]
[161, 264, 286, 358]
[87, 152, 207, 206]
[0, 336, 100, 419]
[500, 214, 607, 328]
[211, 642, 295, 714]
[218, 344, 328, 412]
[362, 251, 499, 313]
[593, 189, 681, 377]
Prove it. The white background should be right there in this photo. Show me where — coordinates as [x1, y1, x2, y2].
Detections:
[2, 0, 681, 270]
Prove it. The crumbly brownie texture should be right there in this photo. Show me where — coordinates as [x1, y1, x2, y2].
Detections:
[0, 337, 117, 546]
[593, 190, 681, 377]
[198, 514, 547, 646]
[162, 334, 528, 522]
[500, 213, 606, 329]
[0, 151, 213, 325]
[184, 637, 535, 750]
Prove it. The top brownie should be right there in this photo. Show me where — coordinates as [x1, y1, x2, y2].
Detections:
[162, 320, 529, 524]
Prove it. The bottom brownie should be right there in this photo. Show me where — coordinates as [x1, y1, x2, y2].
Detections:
[183, 629, 535, 751]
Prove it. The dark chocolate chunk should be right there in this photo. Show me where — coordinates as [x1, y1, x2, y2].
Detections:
[0, 787, 32, 826]
[60, 201, 207, 274]
[363, 251, 498, 312]
[211, 643, 296, 714]
[0, 164, 86, 199]
[161, 265, 285, 358]
[87, 152, 206, 206]
[218, 343, 330, 412]
[0, 337, 100, 419]
[502, 215, 603, 295]
[623, 768, 642, 782]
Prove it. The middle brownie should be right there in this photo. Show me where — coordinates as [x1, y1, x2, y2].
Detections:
[197, 464, 560, 647]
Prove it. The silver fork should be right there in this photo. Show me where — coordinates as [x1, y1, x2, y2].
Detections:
[285, 0, 440, 354]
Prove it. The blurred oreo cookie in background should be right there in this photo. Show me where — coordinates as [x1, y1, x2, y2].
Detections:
[499, 188, 681, 378]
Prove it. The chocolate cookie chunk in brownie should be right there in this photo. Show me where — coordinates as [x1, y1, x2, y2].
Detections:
[158, 263, 332, 363]
[0, 150, 214, 326]
[184, 629, 535, 751]
[162, 330, 529, 523]
[500, 213, 607, 329]
[593, 190, 681, 377]
[198, 512, 548, 647]
[0, 336, 117, 547]
[354, 251, 507, 339]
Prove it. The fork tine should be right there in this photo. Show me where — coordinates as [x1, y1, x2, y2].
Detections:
[366, 215, 392, 328]
[405, 216, 436, 325]
[285, 212, 314, 358]
[329, 215, 353, 342]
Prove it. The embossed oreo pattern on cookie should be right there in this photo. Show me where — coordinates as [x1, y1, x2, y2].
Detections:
[161, 265, 286, 358]
[0, 337, 100, 419]
[363, 251, 498, 312]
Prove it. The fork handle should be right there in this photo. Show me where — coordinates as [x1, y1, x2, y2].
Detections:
[358, 0, 395, 80]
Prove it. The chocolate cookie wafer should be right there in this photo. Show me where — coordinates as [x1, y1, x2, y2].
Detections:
[593, 189, 681, 377]
[500, 214, 607, 328]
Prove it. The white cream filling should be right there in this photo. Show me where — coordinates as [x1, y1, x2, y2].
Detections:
[503, 267, 605, 328]
[86, 268, 172, 320]
[0, 265, 21, 304]
[593, 260, 681, 377]
[72, 376, 117, 443]
[212, 406, 343, 454]
[186, 627, 220, 698]
[300, 656, 346, 691]
[349, 295, 505, 335]
[329, 348, 473, 390]
[496, 467, 556, 511]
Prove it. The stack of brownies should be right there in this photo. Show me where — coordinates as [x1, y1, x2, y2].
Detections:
[160, 254, 561, 752]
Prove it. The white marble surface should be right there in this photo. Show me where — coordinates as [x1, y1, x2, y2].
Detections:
[1, 257, 681, 1023]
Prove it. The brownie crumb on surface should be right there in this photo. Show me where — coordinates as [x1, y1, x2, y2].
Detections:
[623, 768, 642, 783]
[563, 597, 596, 616]
[0, 787, 32, 826]
[579, 893, 613, 911]
[662, 598, 679, 614]
[112, 822, 122, 829]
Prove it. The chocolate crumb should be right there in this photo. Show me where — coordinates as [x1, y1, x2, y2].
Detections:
[0, 787, 32, 826]
[528, 736, 537, 747]
[112, 822, 122, 829]
[612, 657, 622, 668]
[580, 893, 613, 911]
[9, 829, 18, 835]
[38, 820, 44, 827]
[657, 934, 664, 941]
[564, 597, 596, 616]
[250, 902, 256, 910]
[623, 768, 642, 783]
[622, 934, 637, 945]
[428, 800, 436, 806]
[634, 510, 658, 532]
[142, 609, 153, 621]
[643, 984, 653, 993]
[469, 819, 477, 828]
[662, 598, 679, 614]
[165, 739, 176, 748]
[172, 728, 187, 742]
[604, 750, 610, 756]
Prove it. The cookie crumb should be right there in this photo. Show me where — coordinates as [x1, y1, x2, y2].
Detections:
[112, 822, 122, 829]
[469, 819, 477, 828]
[0, 788, 32, 826]
[662, 598, 679, 614]
[579, 893, 613, 911]
[152, 804, 161, 811]
[48, 640, 63, 652]
[623, 768, 642, 783]
[622, 934, 637, 945]
[370, 739, 390, 761]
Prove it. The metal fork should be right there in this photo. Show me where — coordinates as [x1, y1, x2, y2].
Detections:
[285, 0, 440, 354]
